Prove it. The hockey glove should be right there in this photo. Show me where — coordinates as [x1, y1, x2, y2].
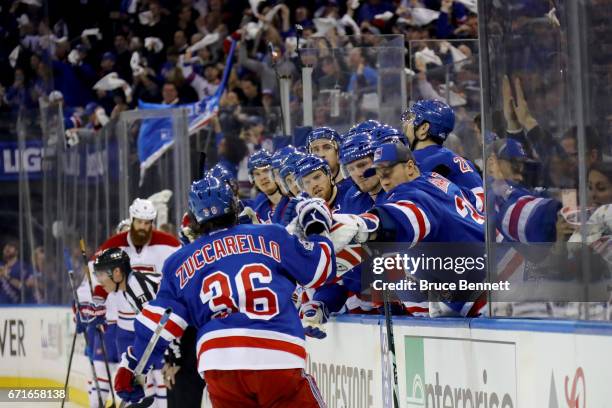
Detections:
[115, 346, 145, 403]
[164, 339, 183, 367]
[299, 301, 330, 339]
[281, 196, 304, 226]
[296, 198, 333, 236]
[238, 206, 260, 224]
[72, 302, 88, 334]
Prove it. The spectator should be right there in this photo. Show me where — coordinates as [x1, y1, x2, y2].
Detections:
[99, 52, 117, 78]
[357, 0, 395, 24]
[588, 162, 612, 208]
[113, 34, 133, 82]
[346, 48, 377, 93]
[0, 240, 33, 304]
[238, 76, 262, 108]
[560, 126, 603, 172]
[132, 70, 161, 103]
[318, 56, 350, 91]
[162, 82, 180, 105]
[242, 116, 272, 152]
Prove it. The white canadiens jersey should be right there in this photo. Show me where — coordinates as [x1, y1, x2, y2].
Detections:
[94, 230, 180, 330]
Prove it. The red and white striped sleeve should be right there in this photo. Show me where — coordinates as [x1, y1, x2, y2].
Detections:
[136, 304, 189, 342]
[283, 231, 336, 290]
[383, 200, 432, 245]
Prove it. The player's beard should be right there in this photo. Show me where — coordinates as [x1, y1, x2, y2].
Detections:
[130, 225, 152, 246]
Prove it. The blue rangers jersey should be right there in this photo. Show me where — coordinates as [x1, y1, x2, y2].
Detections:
[316, 185, 387, 314]
[375, 172, 485, 244]
[340, 184, 387, 215]
[252, 192, 275, 223]
[270, 195, 291, 225]
[363, 172, 486, 317]
[492, 180, 560, 243]
[130, 223, 336, 373]
[330, 178, 354, 213]
[414, 145, 485, 212]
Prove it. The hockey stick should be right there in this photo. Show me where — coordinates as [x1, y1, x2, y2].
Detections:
[64, 249, 105, 408]
[96, 323, 117, 407]
[60, 327, 78, 408]
[382, 287, 400, 408]
[80, 238, 118, 407]
[120, 307, 173, 408]
[363, 242, 400, 408]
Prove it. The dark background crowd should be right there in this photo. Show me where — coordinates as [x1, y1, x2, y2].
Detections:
[0, 0, 479, 304]
[2, 0, 612, 310]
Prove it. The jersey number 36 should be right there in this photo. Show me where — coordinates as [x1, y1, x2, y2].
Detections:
[200, 263, 279, 320]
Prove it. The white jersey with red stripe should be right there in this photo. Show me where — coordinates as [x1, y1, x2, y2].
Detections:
[93, 230, 180, 331]
[130, 223, 336, 375]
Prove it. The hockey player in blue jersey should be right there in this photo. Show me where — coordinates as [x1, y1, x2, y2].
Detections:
[271, 146, 298, 196]
[354, 142, 487, 317]
[114, 176, 335, 407]
[247, 149, 283, 223]
[279, 150, 307, 198]
[339, 132, 386, 215]
[296, 154, 352, 213]
[307, 127, 353, 194]
[274, 150, 309, 226]
[401, 99, 485, 211]
[298, 133, 383, 338]
[269, 146, 298, 225]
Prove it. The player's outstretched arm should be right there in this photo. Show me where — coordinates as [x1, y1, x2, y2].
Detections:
[115, 257, 190, 403]
[280, 225, 337, 290]
[366, 201, 432, 245]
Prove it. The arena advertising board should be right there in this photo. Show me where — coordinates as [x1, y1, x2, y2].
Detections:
[2, 308, 612, 407]
[0, 307, 89, 405]
[305, 319, 383, 408]
[0, 140, 43, 181]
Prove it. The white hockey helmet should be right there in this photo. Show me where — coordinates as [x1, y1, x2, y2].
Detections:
[116, 218, 131, 233]
[129, 198, 157, 222]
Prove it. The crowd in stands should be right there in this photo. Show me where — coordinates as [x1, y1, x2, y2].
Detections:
[0, 0, 480, 304]
[0, 0, 478, 115]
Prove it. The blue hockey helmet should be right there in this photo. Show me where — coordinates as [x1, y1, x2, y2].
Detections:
[247, 149, 272, 174]
[188, 176, 235, 224]
[306, 127, 341, 151]
[206, 163, 235, 184]
[271, 145, 297, 170]
[349, 119, 382, 135]
[371, 125, 409, 146]
[401, 99, 455, 141]
[295, 154, 331, 181]
[340, 132, 377, 165]
[279, 150, 307, 180]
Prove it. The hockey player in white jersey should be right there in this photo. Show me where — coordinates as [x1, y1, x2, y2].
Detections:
[93, 248, 161, 313]
[92, 198, 181, 407]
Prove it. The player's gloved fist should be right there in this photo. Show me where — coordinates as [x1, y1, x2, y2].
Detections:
[296, 198, 333, 236]
[238, 206, 260, 224]
[282, 196, 305, 226]
[90, 301, 106, 327]
[72, 302, 88, 334]
[115, 346, 145, 403]
[299, 301, 329, 339]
